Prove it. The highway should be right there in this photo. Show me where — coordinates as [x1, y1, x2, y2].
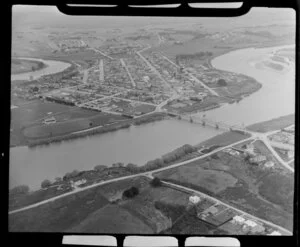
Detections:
[9, 136, 252, 215]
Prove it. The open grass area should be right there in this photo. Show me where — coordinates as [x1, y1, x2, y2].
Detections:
[195, 131, 250, 149]
[155, 150, 294, 231]
[10, 99, 129, 146]
[9, 187, 110, 232]
[9, 176, 195, 233]
[155, 164, 238, 194]
[67, 204, 153, 233]
[11, 58, 46, 74]
[247, 114, 294, 133]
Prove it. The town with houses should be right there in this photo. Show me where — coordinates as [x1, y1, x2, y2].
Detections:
[9, 7, 295, 236]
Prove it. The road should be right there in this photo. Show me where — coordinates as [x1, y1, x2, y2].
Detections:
[120, 58, 136, 88]
[136, 51, 175, 93]
[159, 53, 219, 97]
[89, 47, 113, 60]
[9, 136, 252, 215]
[99, 59, 104, 82]
[82, 70, 89, 84]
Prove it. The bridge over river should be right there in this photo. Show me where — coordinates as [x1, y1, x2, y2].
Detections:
[168, 112, 251, 135]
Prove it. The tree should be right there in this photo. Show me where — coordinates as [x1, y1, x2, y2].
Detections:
[55, 177, 62, 183]
[94, 165, 107, 172]
[41, 179, 52, 189]
[217, 78, 227, 87]
[150, 177, 162, 187]
[126, 163, 139, 172]
[123, 186, 139, 198]
[10, 185, 30, 196]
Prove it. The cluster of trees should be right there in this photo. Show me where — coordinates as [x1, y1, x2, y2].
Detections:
[122, 186, 139, 198]
[94, 165, 108, 172]
[41, 179, 52, 189]
[176, 51, 213, 62]
[133, 113, 166, 126]
[45, 96, 75, 106]
[10, 185, 30, 196]
[28, 121, 132, 147]
[217, 78, 227, 87]
[162, 144, 197, 164]
[150, 177, 162, 187]
[63, 169, 81, 181]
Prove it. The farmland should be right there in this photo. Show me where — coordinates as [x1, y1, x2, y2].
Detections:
[155, 164, 238, 194]
[155, 150, 294, 231]
[9, 176, 194, 233]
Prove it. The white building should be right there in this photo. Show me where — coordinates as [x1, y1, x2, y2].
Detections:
[233, 215, 246, 224]
[264, 161, 275, 168]
[189, 195, 201, 204]
[268, 231, 282, 235]
[244, 219, 257, 228]
[71, 179, 87, 188]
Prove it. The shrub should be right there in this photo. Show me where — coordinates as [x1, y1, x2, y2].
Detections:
[123, 186, 139, 198]
[41, 179, 52, 189]
[217, 78, 227, 87]
[94, 165, 107, 172]
[10, 185, 30, 196]
[150, 177, 162, 187]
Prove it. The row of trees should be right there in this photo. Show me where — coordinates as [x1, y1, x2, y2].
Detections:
[176, 51, 213, 63]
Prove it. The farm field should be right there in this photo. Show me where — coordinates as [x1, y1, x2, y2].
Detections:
[9, 176, 197, 233]
[68, 204, 153, 233]
[155, 164, 238, 194]
[246, 114, 294, 133]
[155, 150, 294, 231]
[195, 131, 250, 149]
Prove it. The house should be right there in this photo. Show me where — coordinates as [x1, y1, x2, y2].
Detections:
[229, 150, 240, 156]
[249, 155, 267, 164]
[244, 219, 257, 228]
[71, 179, 87, 188]
[189, 195, 201, 204]
[244, 144, 255, 156]
[232, 215, 246, 224]
[264, 160, 274, 168]
[205, 206, 219, 215]
[268, 231, 282, 235]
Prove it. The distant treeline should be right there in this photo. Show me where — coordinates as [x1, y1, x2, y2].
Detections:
[176, 51, 213, 62]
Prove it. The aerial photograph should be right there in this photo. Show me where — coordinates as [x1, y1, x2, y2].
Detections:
[9, 5, 295, 235]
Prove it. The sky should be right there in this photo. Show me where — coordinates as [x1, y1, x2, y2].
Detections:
[12, 4, 295, 31]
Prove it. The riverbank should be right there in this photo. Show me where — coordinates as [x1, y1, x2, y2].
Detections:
[9, 129, 250, 211]
[246, 114, 295, 133]
[26, 112, 168, 147]
[11, 58, 48, 75]
[11, 57, 72, 81]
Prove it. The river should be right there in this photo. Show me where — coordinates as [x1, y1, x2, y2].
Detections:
[11, 57, 71, 81]
[195, 44, 295, 126]
[10, 120, 223, 189]
[10, 44, 295, 190]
